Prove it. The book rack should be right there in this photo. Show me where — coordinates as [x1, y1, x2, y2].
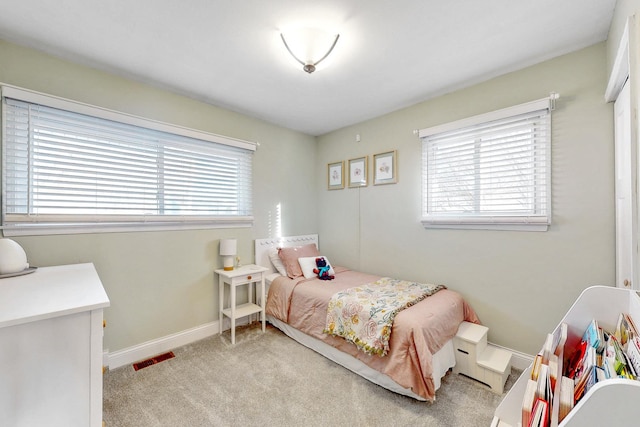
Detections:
[492, 286, 640, 427]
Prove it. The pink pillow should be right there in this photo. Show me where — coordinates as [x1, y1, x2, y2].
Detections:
[278, 243, 320, 278]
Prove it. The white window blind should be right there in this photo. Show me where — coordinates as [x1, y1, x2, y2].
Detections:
[419, 97, 554, 231]
[2, 86, 256, 235]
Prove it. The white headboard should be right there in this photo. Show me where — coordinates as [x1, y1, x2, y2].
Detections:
[254, 234, 319, 274]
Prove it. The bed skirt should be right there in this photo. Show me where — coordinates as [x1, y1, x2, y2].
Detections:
[266, 314, 456, 401]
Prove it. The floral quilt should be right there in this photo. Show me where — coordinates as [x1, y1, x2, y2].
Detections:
[324, 277, 446, 356]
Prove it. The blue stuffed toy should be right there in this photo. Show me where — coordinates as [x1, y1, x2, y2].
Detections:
[313, 257, 334, 280]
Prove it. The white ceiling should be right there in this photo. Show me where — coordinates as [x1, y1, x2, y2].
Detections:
[0, 0, 617, 136]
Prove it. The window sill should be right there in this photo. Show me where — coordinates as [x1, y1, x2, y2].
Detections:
[421, 217, 549, 232]
[2, 218, 253, 236]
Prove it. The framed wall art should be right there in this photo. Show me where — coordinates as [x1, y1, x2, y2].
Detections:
[327, 161, 344, 190]
[348, 156, 368, 188]
[373, 150, 397, 185]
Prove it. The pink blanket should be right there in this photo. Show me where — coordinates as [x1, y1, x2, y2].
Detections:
[265, 266, 480, 401]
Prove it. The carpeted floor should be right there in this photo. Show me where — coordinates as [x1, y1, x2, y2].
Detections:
[104, 323, 519, 426]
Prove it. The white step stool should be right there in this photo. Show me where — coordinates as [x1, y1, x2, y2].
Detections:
[453, 321, 512, 394]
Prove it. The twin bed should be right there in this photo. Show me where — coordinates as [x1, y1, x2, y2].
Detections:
[254, 234, 480, 401]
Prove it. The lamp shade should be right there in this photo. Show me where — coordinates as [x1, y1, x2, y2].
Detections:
[219, 239, 237, 256]
[220, 239, 237, 271]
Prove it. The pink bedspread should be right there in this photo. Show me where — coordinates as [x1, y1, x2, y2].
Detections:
[265, 266, 480, 401]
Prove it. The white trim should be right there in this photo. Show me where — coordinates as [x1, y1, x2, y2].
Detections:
[605, 18, 630, 103]
[421, 216, 549, 232]
[106, 318, 257, 369]
[104, 318, 534, 387]
[1, 84, 255, 236]
[2, 217, 253, 237]
[422, 222, 548, 232]
[420, 102, 552, 231]
[418, 97, 552, 138]
[487, 341, 534, 371]
[106, 321, 221, 369]
[1, 84, 257, 152]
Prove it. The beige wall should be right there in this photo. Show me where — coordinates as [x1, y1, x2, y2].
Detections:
[317, 43, 614, 355]
[0, 39, 318, 352]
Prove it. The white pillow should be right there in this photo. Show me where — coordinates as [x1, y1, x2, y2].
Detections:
[268, 247, 287, 276]
[298, 256, 335, 279]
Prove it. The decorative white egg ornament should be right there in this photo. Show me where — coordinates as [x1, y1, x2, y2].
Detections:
[0, 238, 29, 274]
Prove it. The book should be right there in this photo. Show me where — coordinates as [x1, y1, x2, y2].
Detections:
[549, 349, 565, 426]
[602, 354, 617, 379]
[574, 345, 596, 383]
[626, 336, 640, 375]
[623, 349, 638, 378]
[573, 344, 598, 404]
[541, 333, 554, 365]
[615, 312, 638, 350]
[529, 397, 549, 427]
[565, 340, 588, 379]
[582, 319, 601, 351]
[522, 378, 538, 427]
[597, 326, 605, 354]
[531, 354, 543, 381]
[573, 364, 594, 403]
[608, 334, 635, 379]
[625, 314, 639, 336]
[536, 363, 553, 403]
[558, 376, 574, 423]
[553, 322, 568, 357]
[548, 354, 559, 392]
[523, 311, 640, 426]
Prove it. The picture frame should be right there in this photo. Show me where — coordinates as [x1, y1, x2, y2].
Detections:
[348, 156, 368, 188]
[373, 150, 397, 185]
[327, 161, 344, 190]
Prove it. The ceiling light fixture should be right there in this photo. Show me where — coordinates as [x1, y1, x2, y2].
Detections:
[280, 28, 340, 74]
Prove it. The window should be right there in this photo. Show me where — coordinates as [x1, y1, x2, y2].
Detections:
[419, 96, 554, 231]
[1, 86, 256, 236]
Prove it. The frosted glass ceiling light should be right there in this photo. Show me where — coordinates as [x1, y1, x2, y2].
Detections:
[280, 28, 339, 74]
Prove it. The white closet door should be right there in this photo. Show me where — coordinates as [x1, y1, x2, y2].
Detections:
[614, 79, 637, 290]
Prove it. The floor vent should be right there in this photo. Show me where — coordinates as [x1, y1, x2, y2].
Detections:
[132, 351, 175, 371]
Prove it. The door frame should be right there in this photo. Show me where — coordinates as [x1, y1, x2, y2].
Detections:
[607, 16, 640, 290]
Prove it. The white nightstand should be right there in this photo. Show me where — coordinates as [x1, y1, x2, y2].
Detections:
[216, 264, 268, 344]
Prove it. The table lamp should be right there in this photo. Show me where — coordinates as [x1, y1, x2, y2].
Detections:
[219, 239, 237, 271]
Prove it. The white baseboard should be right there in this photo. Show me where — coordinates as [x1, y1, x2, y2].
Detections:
[488, 341, 534, 371]
[106, 321, 220, 369]
[104, 320, 534, 372]
[105, 316, 254, 369]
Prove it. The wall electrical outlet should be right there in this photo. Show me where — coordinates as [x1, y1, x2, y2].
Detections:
[356, 134, 361, 142]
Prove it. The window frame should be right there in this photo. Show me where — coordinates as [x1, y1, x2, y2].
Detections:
[418, 97, 554, 232]
[1, 85, 257, 236]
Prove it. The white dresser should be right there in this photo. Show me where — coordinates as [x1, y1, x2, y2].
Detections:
[0, 263, 110, 427]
